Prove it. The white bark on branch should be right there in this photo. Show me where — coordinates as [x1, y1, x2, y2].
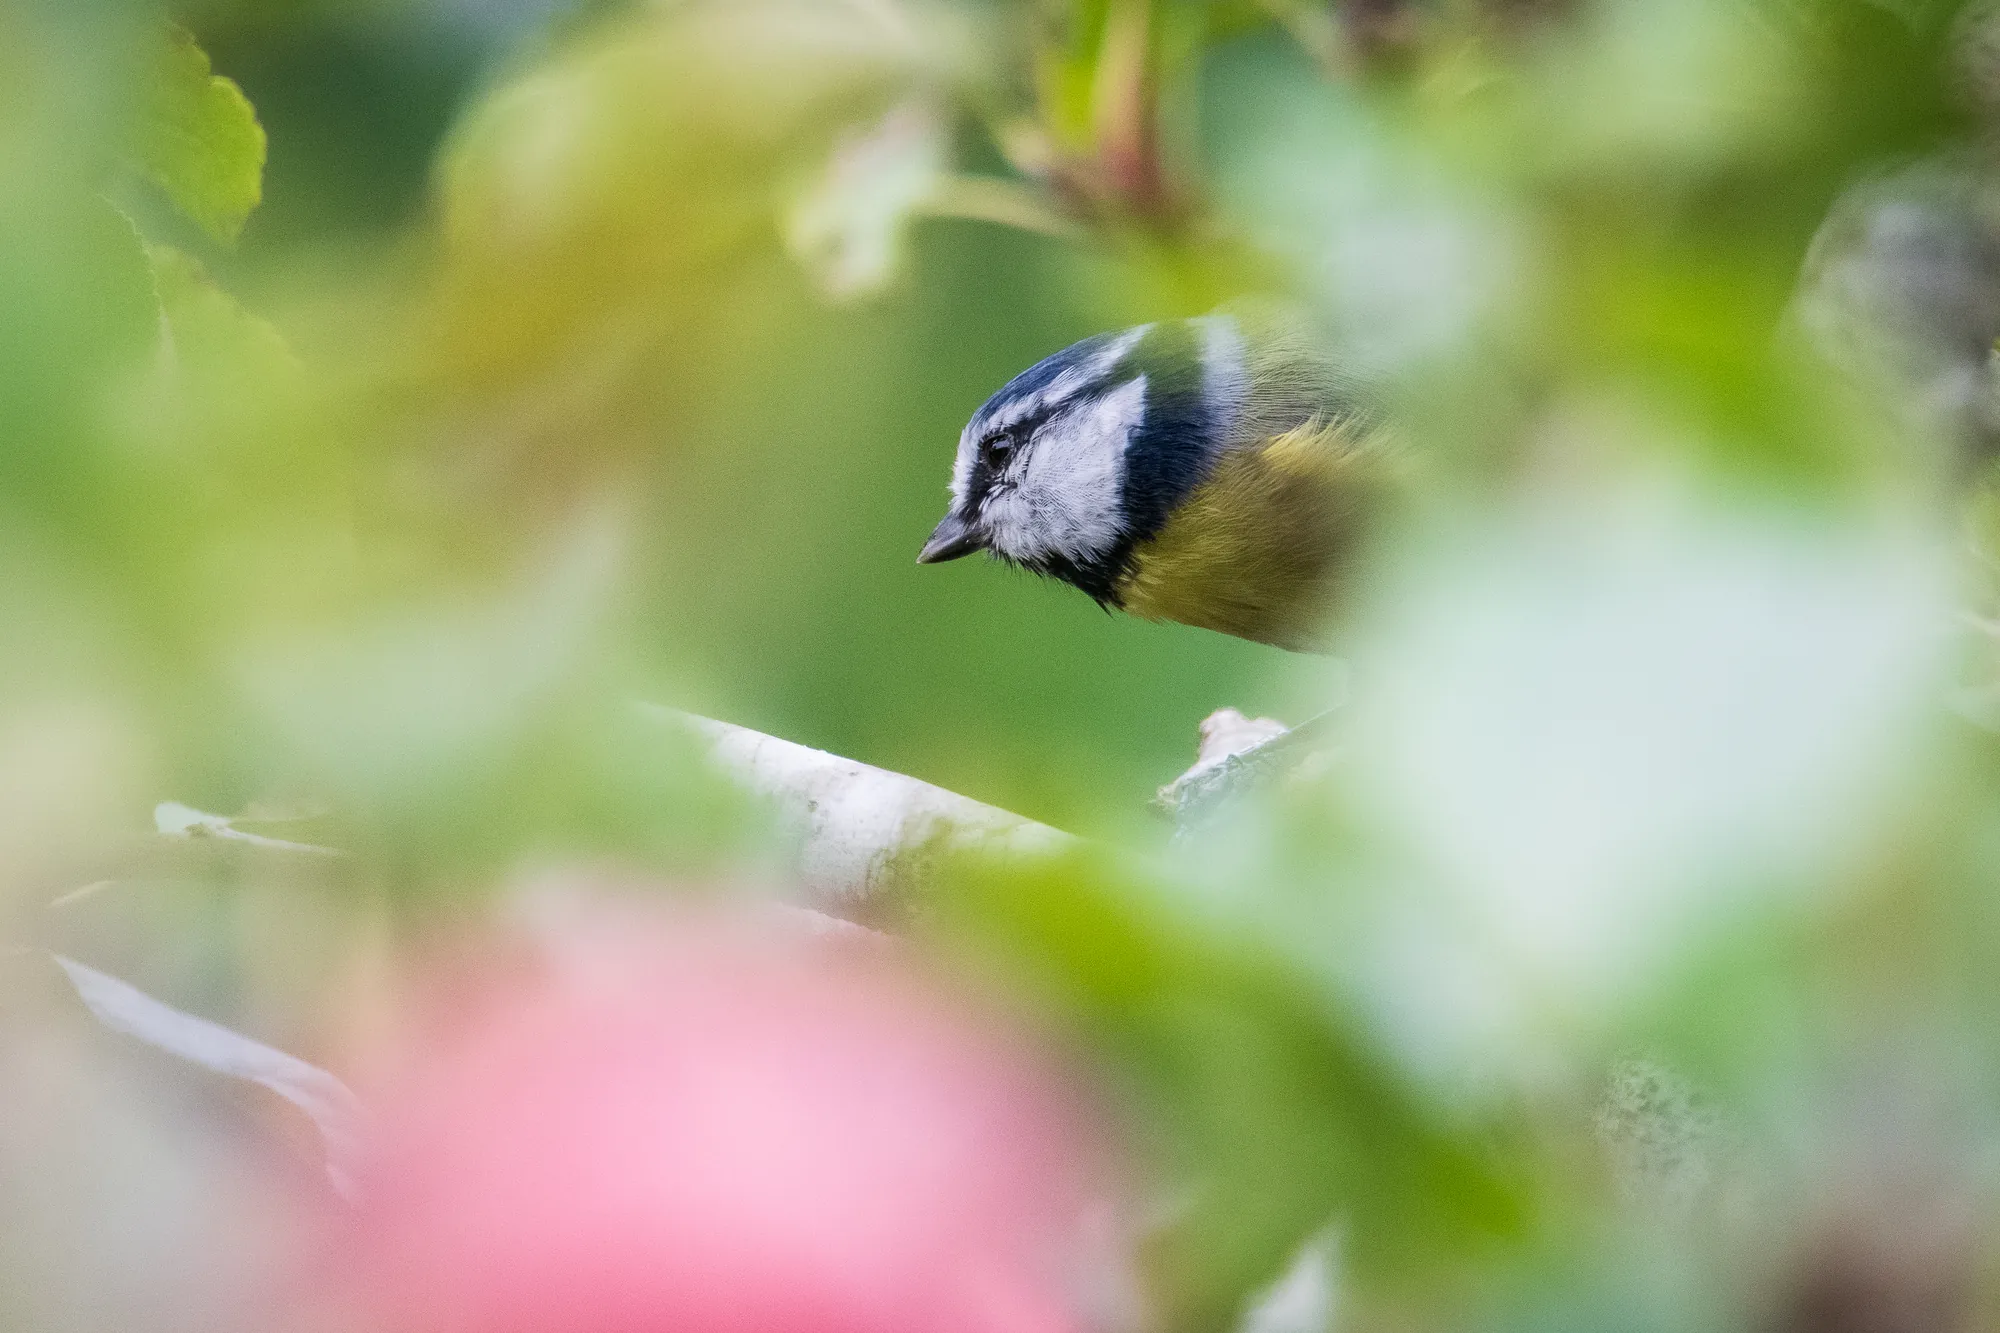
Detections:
[1158, 708, 1336, 835]
[643, 706, 1076, 907]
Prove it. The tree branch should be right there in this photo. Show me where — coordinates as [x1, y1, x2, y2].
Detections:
[644, 706, 1076, 908]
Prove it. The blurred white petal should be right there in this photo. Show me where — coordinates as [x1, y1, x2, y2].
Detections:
[57, 956, 364, 1199]
[1238, 1226, 1340, 1333]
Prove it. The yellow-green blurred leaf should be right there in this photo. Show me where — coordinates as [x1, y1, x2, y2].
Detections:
[134, 26, 266, 245]
[146, 242, 294, 384]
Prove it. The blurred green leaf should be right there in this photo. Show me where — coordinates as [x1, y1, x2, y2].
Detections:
[134, 25, 266, 244]
[935, 848, 1528, 1330]
[10, 1, 2000, 1327]
[145, 242, 296, 395]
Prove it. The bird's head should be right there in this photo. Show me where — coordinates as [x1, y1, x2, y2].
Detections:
[919, 318, 1242, 603]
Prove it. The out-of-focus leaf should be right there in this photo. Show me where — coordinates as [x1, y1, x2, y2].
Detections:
[0, 195, 158, 481]
[133, 26, 266, 244]
[785, 98, 947, 300]
[1525, 0, 1814, 175]
[239, 511, 622, 802]
[146, 243, 293, 378]
[0, 696, 154, 913]
[1790, 157, 2000, 466]
[55, 954, 363, 1198]
[429, 1, 950, 394]
[1210, 62, 1514, 377]
[938, 849, 1527, 1331]
[133, 243, 308, 465]
[1333, 492, 1948, 1082]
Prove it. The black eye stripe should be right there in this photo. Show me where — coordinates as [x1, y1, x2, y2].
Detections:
[980, 393, 1076, 453]
[962, 364, 1135, 518]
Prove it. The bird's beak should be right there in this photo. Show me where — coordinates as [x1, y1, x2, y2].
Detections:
[917, 512, 984, 564]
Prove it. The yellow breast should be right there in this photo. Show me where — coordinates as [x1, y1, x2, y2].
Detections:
[1114, 417, 1390, 651]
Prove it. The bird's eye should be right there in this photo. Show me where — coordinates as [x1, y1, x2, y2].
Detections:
[982, 431, 1016, 463]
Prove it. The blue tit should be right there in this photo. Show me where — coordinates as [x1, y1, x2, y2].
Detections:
[918, 312, 1395, 651]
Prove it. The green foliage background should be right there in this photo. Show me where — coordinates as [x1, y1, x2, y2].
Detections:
[11, 0, 2000, 1330]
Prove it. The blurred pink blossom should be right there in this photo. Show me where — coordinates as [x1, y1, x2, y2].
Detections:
[316, 912, 1107, 1333]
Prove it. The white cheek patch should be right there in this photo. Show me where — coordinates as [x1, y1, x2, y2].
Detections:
[950, 324, 1152, 525]
[990, 373, 1148, 564]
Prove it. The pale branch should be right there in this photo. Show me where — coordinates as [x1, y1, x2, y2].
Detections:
[658, 702, 1331, 898]
[1158, 708, 1338, 836]
[643, 705, 1076, 907]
